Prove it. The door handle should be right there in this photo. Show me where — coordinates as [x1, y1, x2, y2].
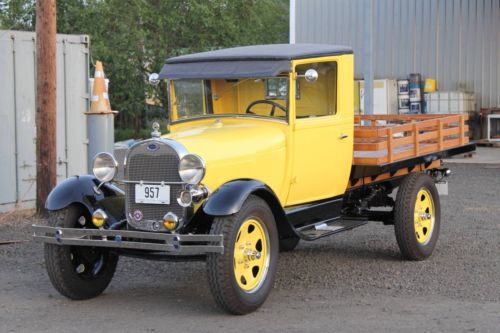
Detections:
[339, 133, 349, 139]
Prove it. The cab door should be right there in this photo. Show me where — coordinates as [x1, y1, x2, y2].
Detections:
[286, 57, 354, 206]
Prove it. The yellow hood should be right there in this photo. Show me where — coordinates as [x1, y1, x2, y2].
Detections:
[165, 118, 288, 200]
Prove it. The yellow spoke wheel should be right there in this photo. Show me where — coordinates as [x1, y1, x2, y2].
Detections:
[206, 195, 278, 314]
[233, 218, 270, 292]
[394, 173, 441, 261]
[413, 188, 435, 245]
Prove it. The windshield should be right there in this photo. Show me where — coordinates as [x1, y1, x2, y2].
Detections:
[169, 77, 290, 122]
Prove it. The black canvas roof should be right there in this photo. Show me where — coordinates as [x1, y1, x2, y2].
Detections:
[165, 44, 353, 64]
[159, 44, 352, 79]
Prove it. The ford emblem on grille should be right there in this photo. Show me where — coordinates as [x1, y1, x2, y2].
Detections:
[147, 143, 159, 152]
[133, 210, 143, 221]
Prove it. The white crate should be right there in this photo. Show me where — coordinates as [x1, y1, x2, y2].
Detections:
[487, 114, 500, 141]
[425, 91, 475, 114]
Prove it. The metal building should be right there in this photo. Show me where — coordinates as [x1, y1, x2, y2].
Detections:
[0, 30, 90, 212]
[292, 0, 500, 110]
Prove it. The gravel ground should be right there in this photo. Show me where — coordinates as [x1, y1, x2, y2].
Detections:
[0, 164, 499, 332]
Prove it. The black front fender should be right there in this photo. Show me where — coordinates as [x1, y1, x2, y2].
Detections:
[203, 180, 272, 216]
[202, 179, 297, 239]
[46, 175, 125, 222]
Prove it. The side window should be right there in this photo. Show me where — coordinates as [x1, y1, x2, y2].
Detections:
[295, 62, 337, 118]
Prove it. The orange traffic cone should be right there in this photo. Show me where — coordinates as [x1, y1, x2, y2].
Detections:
[87, 61, 115, 114]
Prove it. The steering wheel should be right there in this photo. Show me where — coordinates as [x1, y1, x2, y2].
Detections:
[245, 100, 287, 116]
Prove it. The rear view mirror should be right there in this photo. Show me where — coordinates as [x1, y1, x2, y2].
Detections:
[304, 69, 318, 83]
[296, 69, 319, 83]
[148, 73, 160, 86]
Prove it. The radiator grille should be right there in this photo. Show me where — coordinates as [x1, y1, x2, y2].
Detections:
[124, 141, 185, 231]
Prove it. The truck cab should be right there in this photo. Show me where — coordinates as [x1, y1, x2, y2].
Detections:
[163, 44, 354, 206]
[34, 44, 475, 315]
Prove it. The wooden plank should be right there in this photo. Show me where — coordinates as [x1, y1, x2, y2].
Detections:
[388, 122, 415, 133]
[358, 114, 446, 121]
[443, 138, 461, 148]
[459, 114, 465, 145]
[354, 141, 387, 150]
[386, 127, 393, 163]
[353, 156, 387, 165]
[354, 128, 387, 138]
[442, 127, 460, 137]
[392, 135, 414, 148]
[418, 130, 438, 141]
[438, 119, 443, 151]
[353, 114, 470, 167]
[393, 148, 416, 161]
[413, 123, 420, 156]
[419, 143, 439, 155]
[416, 119, 440, 129]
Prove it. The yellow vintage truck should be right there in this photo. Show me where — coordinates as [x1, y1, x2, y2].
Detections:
[33, 44, 474, 314]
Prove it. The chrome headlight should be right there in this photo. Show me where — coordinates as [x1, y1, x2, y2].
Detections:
[92, 152, 118, 183]
[179, 154, 205, 185]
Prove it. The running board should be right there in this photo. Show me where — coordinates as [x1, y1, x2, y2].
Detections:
[295, 218, 367, 241]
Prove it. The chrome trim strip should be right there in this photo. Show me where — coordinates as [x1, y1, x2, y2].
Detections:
[32, 225, 224, 255]
[116, 179, 185, 185]
[127, 138, 190, 160]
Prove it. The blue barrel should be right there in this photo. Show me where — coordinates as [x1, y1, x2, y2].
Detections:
[409, 73, 422, 102]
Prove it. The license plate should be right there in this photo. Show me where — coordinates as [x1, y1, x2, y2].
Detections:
[436, 181, 448, 196]
[135, 184, 170, 204]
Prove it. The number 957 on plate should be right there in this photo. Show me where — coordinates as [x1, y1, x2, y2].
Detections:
[135, 184, 170, 204]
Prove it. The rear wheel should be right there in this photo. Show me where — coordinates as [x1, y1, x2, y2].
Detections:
[206, 195, 279, 315]
[394, 173, 440, 260]
[44, 205, 118, 299]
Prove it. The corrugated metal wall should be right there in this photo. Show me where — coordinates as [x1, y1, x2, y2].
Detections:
[0, 30, 90, 212]
[295, 0, 500, 110]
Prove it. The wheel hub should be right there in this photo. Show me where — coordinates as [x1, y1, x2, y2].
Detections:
[414, 188, 435, 245]
[233, 218, 269, 292]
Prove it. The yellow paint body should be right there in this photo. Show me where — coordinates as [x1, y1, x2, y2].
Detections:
[165, 54, 354, 207]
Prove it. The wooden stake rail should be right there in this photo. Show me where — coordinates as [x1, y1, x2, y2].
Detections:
[353, 114, 469, 165]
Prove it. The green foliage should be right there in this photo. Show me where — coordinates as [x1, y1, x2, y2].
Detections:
[0, 0, 289, 138]
[0, 0, 35, 30]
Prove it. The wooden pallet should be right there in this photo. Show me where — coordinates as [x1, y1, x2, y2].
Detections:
[353, 114, 469, 165]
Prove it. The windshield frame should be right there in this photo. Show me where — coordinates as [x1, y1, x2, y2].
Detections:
[167, 76, 292, 126]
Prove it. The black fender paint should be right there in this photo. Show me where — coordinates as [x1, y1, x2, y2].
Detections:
[45, 175, 125, 223]
[202, 179, 297, 239]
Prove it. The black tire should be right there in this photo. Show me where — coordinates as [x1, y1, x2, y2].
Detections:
[279, 236, 300, 252]
[206, 195, 279, 315]
[394, 173, 441, 261]
[44, 205, 118, 300]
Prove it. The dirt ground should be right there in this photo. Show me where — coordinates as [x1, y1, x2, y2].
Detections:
[0, 164, 499, 332]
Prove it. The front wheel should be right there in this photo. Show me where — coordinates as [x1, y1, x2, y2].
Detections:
[394, 173, 441, 261]
[44, 205, 118, 300]
[206, 195, 279, 315]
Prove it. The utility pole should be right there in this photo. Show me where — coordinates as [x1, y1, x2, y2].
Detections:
[35, 0, 57, 216]
[363, 0, 374, 115]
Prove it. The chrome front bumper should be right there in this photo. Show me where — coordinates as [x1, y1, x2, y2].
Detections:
[32, 225, 224, 255]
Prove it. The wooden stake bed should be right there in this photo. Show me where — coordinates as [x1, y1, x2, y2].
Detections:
[353, 114, 469, 166]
